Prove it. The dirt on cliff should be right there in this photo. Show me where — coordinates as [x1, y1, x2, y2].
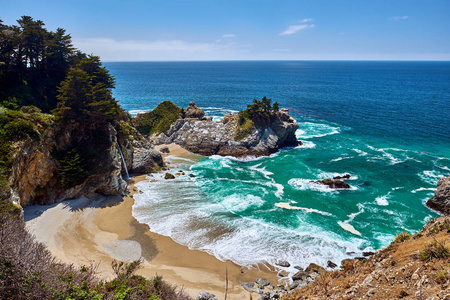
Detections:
[284, 216, 450, 300]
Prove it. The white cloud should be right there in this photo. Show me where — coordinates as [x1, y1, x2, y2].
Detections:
[390, 16, 409, 21]
[222, 34, 236, 38]
[280, 24, 315, 35]
[74, 38, 222, 61]
[280, 18, 314, 35]
[300, 18, 313, 23]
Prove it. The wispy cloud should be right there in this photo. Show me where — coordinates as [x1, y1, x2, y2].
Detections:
[390, 16, 409, 21]
[74, 38, 221, 61]
[222, 34, 236, 38]
[272, 49, 290, 52]
[280, 18, 315, 35]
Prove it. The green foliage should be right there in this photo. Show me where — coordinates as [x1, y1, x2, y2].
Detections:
[56, 148, 88, 188]
[394, 232, 411, 243]
[132, 101, 182, 136]
[0, 16, 74, 112]
[436, 266, 449, 283]
[240, 96, 280, 119]
[235, 115, 255, 141]
[53, 56, 126, 125]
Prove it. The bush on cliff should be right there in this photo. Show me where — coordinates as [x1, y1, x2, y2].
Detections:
[0, 107, 50, 201]
[132, 101, 182, 136]
[235, 97, 280, 140]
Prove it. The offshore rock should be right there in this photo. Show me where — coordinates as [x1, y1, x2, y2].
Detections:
[426, 176, 450, 214]
[151, 106, 299, 157]
[316, 178, 351, 189]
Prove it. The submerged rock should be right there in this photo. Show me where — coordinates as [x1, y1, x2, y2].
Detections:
[333, 174, 351, 180]
[426, 176, 450, 214]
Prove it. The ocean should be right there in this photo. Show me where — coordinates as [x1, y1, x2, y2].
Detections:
[104, 61, 450, 275]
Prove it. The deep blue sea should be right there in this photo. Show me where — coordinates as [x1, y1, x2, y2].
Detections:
[104, 61, 450, 274]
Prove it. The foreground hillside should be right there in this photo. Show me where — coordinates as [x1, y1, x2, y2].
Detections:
[284, 215, 450, 300]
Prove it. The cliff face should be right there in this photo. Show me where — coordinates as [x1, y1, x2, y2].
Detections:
[9, 121, 163, 207]
[151, 104, 299, 157]
[427, 176, 450, 215]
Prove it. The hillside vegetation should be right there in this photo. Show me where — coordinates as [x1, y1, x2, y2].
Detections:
[132, 101, 182, 136]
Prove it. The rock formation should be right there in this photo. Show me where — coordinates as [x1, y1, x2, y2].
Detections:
[9, 121, 163, 207]
[426, 176, 450, 214]
[183, 101, 205, 119]
[151, 102, 300, 157]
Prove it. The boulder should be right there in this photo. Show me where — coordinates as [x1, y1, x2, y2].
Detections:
[195, 292, 218, 300]
[164, 173, 175, 179]
[132, 148, 164, 174]
[305, 263, 326, 274]
[426, 176, 450, 214]
[327, 260, 338, 268]
[239, 281, 255, 293]
[276, 260, 291, 267]
[184, 101, 205, 119]
[292, 270, 309, 281]
[256, 278, 270, 288]
[159, 145, 170, 153]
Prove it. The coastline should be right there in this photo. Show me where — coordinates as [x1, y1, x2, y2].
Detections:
[24, 144, 279, 299]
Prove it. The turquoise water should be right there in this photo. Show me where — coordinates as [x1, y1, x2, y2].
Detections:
[105, 61, 450, 274]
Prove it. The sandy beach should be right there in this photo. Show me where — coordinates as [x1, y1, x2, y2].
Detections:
[24, 144, 279, 299]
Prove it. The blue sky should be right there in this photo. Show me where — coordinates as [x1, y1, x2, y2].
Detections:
[2, 0, 449, 61]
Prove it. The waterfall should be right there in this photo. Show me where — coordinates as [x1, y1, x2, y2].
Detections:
[117, 141, 130, 179]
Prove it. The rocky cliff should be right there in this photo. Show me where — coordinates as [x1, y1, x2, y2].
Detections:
[151, 102, 300, 157]
[427, 176, 450, 215]
[9, 120, 163, 207]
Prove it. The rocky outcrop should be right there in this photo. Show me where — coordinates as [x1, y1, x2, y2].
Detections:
[426, 176, 450, 214]
[9, 121, 163, 207]
[151, 103, 300, 157]
[184, 101, 205, 119]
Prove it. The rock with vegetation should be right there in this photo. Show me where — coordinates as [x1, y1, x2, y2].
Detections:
[132, 101, 183, 136]
[151, 97, 299, 157]
[426, 176, 450, 215]
[0, 17, 162, 207]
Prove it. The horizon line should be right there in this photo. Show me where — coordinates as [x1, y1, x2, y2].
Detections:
[102, 59, 450, 63]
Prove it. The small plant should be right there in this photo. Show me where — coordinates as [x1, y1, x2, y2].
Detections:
[420, 238, 450, 261]
[394, 232, 411, 243]
[391, 260, 397, 266]
[111, 259, 143, 281]
[397, 290, 409, 298]
[436, 266, 450, 283]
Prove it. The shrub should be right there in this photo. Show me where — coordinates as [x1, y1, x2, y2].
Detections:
[394, 232, 411, 243]
[420, 238, 450, 261]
